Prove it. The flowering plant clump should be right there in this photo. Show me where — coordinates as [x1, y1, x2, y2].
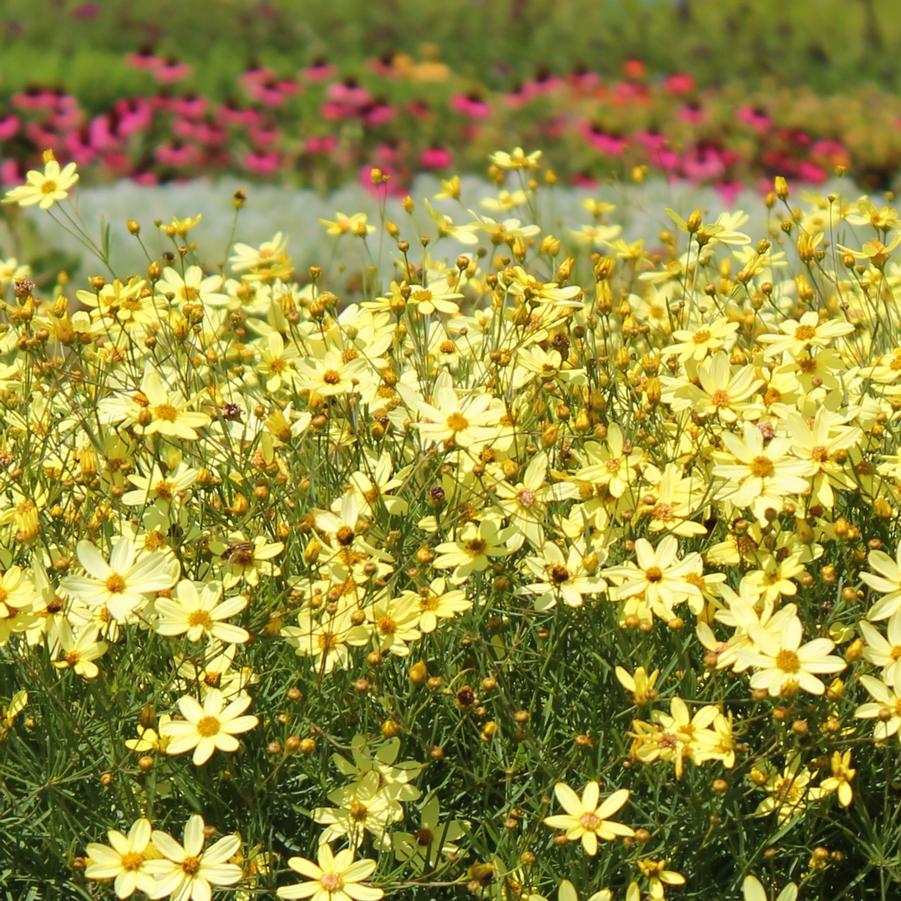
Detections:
[1, 151, 901, 900]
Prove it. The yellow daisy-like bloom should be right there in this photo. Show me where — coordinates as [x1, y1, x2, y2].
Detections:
[85, 817, 157, 899]
[543, 781, 633, 856]
[820, 750, 855, 807]
[277, 844, 383, 901]
[854, 674, 901, 743]
[712, 422, 815, 524]
[146, 815, 242, 901]
[861, 540, 901, 621]
[161, 688, 258, 765]
[154, 579, 249, 644]
[603, 535, 703, 622]
[489, 147, 542, 171]
[740, 616, 845, 697]
[637, 858, 686, 900]
[3, 152, 78, 209]
[754, 756, 826, 823]
[60, 537, 179, 622]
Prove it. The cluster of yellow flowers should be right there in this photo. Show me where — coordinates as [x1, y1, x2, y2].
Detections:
[2, 150, 901, 898]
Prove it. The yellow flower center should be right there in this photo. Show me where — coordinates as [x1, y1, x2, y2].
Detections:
[579, 812, 601, 831]
[446, 412, 469, 433]
[318, 631, 338, 652]
[196, 715, 221, 737]
[645, 566, 663, 583]
[41, 180, 58, 195]
[517, 488, 537, 508]
[154, 404, 179, 422]
[749, 455, 774, 477]
[188, 610, 213, 629]
[105, 573, 126, 593]
[775, 650, 801, 673]
[651, 502, 674, 521]
[322, 370, 341, 385]
[605, 457, 622, 473]
[377, 615, 397, 634]
[154, 480, 174, 499]
[121, 851, 144, 871]
[182, 286, 200, 301]
[181, 855, 201, 875]
[465, 538, 487, 556]
[350, 800, 369, 821]
[320, 872, 344, 892]
[710, 389, 731, 407]
[810, 445, 828, 463]
[794, 325, 817, 340]
[692, 330, 711, 344]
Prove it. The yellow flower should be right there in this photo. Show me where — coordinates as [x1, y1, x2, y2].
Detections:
[146, 815, 242, 899]
[603, 535, 704, 623]
[753, 756, 826, 823]
[277, 844, 383, 901]
[615, 666, 659, 705]
[854, 674, 901, 743]
[739, 615, 845, 697]
[637, 858, 686, 900]
[161, 688, 258, 765]
[319, 211, 376, 237]
[861, 539, 901, 621]
[85, 817, 157, 899]
[60, 537, 179, 622]
[3, 151, 78, 209]
[712, 422, 815, 524]
[490, 147, 542, 171]
[742, 875, 798, 901]
[433, 519, 515, 583]
[820, 750, 855, 807]
[154, 579, 249, 644]
[543, 781, 633, 856]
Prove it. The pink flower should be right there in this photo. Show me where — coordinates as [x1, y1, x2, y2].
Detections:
[420, 146, 452, 169]
[11, 88, 57, 112]
[305, 135, 338, 154]
[798, 161, 827, 184]
[715, 181, 745, 205]
[664, 73, 695, 94]
[152, 59, 192, 84]
[363, 101, 395, 127]
[677, 101, 706, 124]
[155, 142, 199, 168]
[568, 65, 599, 91]
[125, 48, 163, 71]
[736, 105, 771, 131]
[0, 116, 20, 141]
[243, 150, 281, 175]
[451, 93, 491, 119]
[303, 58, 335, 82]
[0, 160, 21, 186]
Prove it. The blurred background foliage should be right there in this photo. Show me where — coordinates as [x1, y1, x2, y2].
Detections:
[1, 0, 899, 109]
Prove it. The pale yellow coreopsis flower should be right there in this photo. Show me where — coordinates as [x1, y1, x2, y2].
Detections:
[85, 817, 157, 899]
[161, 688, 258, 765]
[739, 615, 845, 696]
[712, 422, 816, 524]
[277, 844, 383, 900]
[61, 537, 179, 621]
[603, 535, 703, 622]
[3, 152, 78, 209]
[861, 539, 901, 621]
[543, 781, 633, 856]
[154, 580, 249, 644]
[146, 815, 242, 899]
